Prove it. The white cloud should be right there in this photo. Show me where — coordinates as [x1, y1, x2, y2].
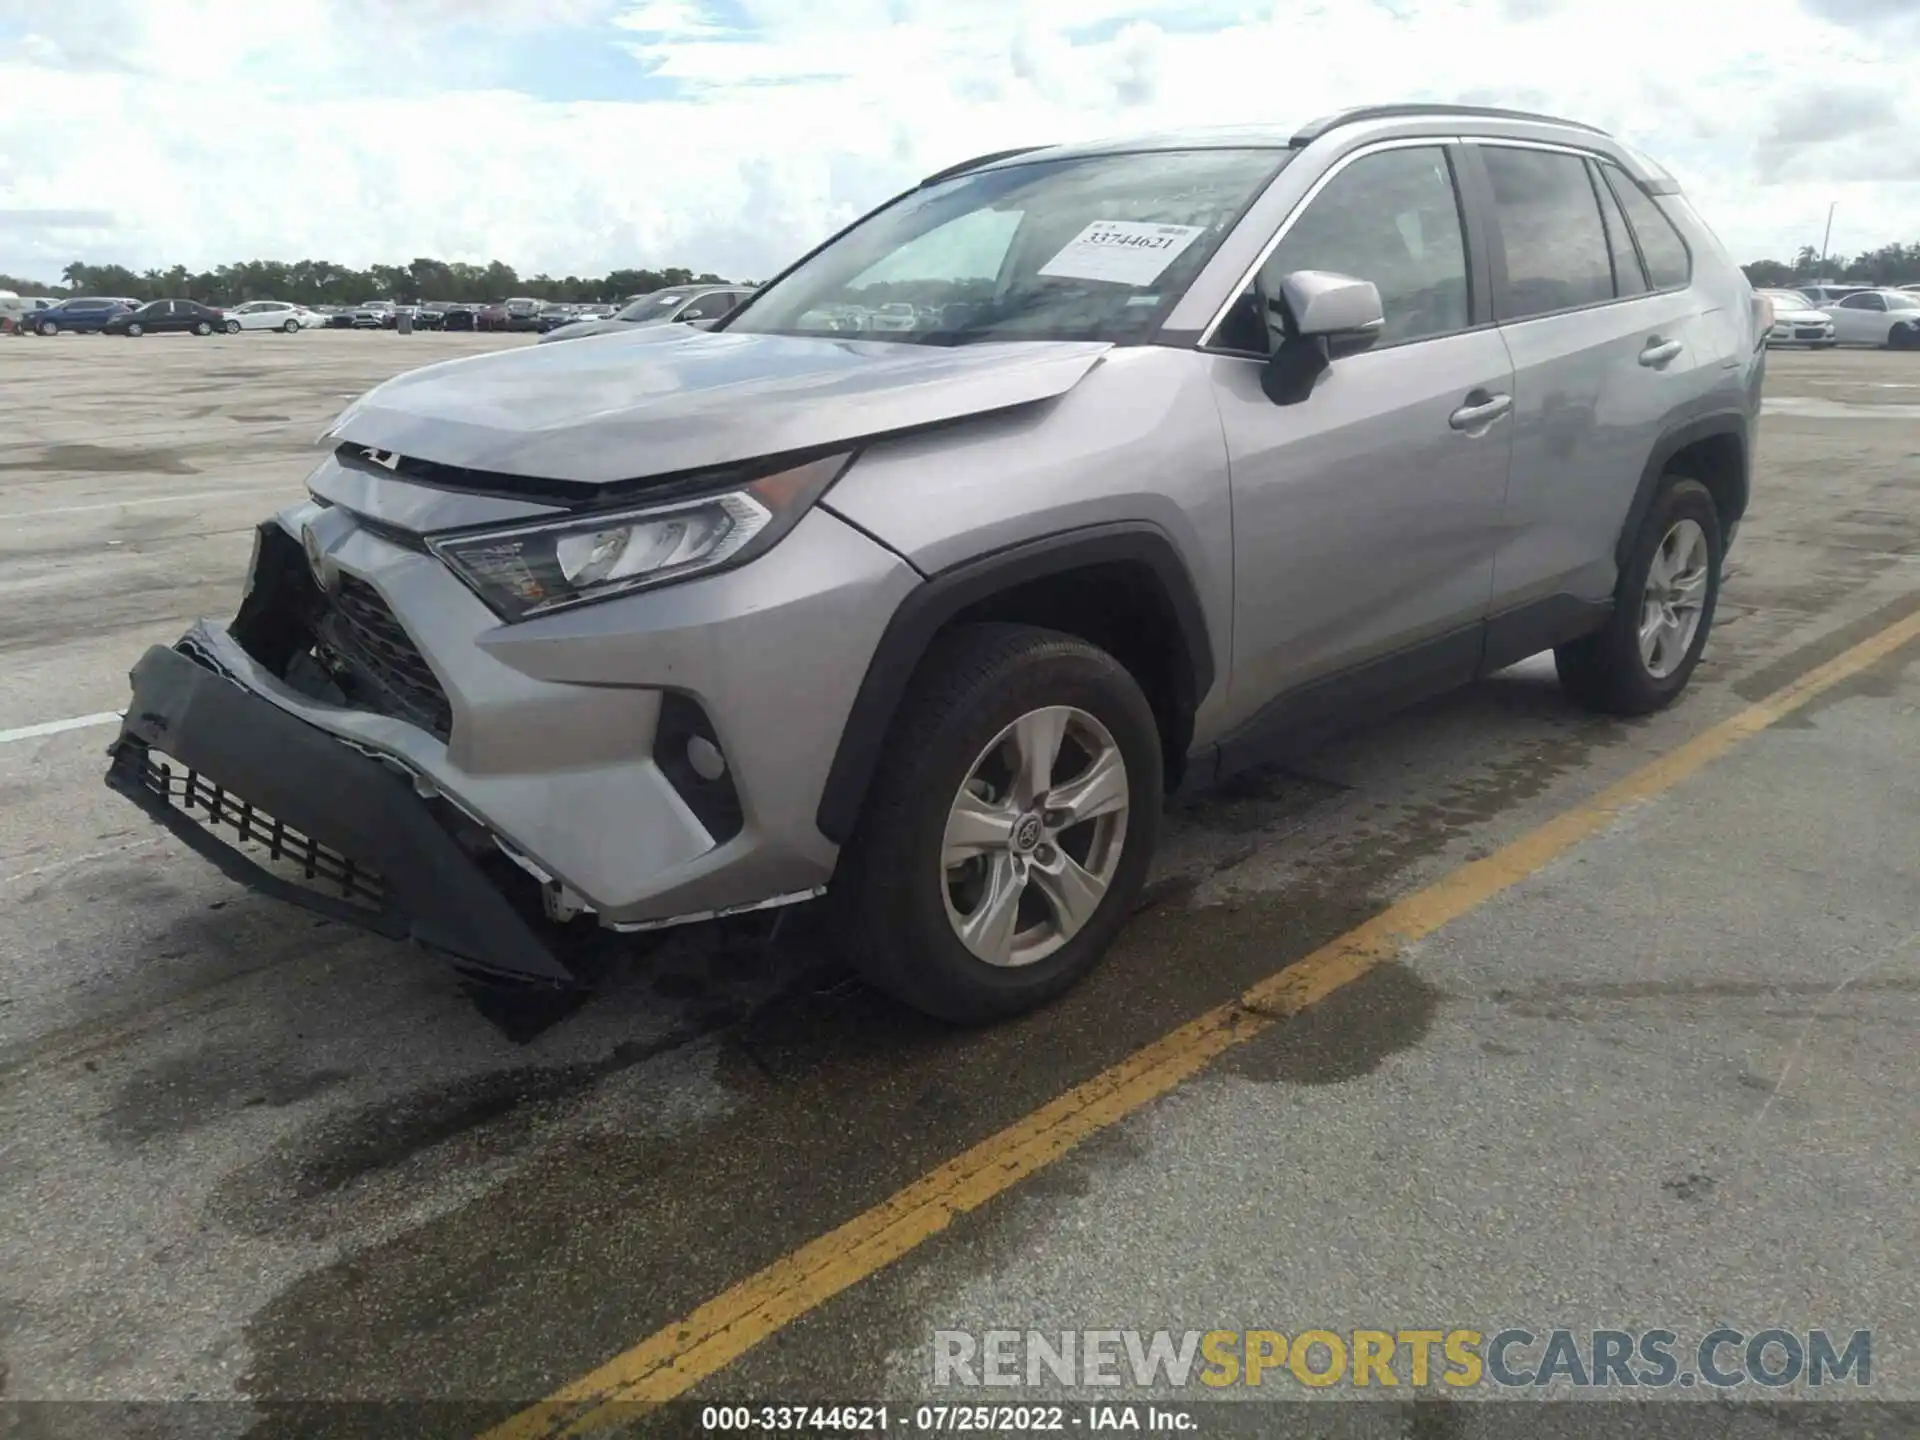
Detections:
[0, 0, 1916, 286]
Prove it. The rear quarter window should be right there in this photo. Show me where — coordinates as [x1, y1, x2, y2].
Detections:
[1602, 165, 1692, 290]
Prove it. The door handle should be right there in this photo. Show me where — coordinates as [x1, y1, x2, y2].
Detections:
[1449, 392, 1512, 431]
[1639, 337, 1683, 367]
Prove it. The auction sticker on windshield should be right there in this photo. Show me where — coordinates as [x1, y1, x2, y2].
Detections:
[1037, 221, 1205, 286]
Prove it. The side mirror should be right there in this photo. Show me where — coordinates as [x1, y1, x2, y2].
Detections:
[1259, 270, 1385, 406]
[1282, 271, 1385, 351]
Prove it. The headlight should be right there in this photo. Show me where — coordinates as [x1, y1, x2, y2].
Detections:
[426, 452, 852, 621]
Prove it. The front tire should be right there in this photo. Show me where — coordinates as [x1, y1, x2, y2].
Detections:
[194, 320, 213, 336]
[1555, 476, 1722, 716]
[126, 323, 143, 337]
[225, 319, 241, 334]
[37, 321, 57, 336]
[832, 623, 1163, 1023]
[1888, 323, 1920, 352]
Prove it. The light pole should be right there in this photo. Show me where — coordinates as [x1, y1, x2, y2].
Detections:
[1818, 201, 1837, 276]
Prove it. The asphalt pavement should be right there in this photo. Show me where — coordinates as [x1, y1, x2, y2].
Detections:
[0, 331, 1914, 1438]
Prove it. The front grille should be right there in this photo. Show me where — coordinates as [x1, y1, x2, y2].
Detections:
[1794, 326, 1828, 339]
[313, 574, 455, 742]
[127, 749, 386, 911]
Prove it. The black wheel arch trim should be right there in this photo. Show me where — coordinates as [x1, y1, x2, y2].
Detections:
[815, 521, 1216, 846]
[1615, 410, 1750, 570]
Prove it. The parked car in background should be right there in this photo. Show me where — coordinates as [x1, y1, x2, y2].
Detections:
[414, 303, 447, 330]
[502, 297, 546, 332]
[352, 301, 395, 329]
[1826, 288, 1920, 349]
[103, 299, 226, 337]
[1, 295, 56, 333]
[323, 307, 357, 329]
[1758, 290, 1837, 348]
[537, 284, 751, 343]
[535, 304, 581, 333]
[473, 302, 511, 332]
[100, 106, 1764, 1023]
[26, 297, 133, 334]
[224, 300, 323, 333]
[1796, 282, 1867, 307]
[440, 304, 477, 332]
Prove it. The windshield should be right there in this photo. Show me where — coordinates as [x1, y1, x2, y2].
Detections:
[725, 147, 1288, 346]
[1885, 292, 1920, 310]
[617, 291, 692, 323]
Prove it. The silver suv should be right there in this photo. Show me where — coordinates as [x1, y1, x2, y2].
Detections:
[105, 105, 1766, 1022]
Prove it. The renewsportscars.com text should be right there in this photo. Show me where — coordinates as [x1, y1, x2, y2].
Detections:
[931, 1327, 1872, 1391]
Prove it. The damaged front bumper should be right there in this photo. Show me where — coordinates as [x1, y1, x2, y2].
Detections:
[105, 640, 582, 987]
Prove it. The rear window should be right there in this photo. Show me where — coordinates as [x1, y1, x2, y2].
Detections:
[1602, 166, 1691, 290]
[1480, 146, 1614, 320]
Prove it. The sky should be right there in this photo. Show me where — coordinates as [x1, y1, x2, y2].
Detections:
[0, 0, 1916, 287]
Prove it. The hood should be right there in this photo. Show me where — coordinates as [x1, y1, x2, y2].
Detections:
[540, 317, 633, 342]
[327, 323, 1113, 486]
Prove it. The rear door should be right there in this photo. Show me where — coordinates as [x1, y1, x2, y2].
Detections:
[1831, 291, 1887, 345]
[1466, 143, 1716, 624]
[1208, 141, 1513, 729]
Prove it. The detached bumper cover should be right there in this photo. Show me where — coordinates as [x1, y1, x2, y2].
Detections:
[105, 642, 577, 986]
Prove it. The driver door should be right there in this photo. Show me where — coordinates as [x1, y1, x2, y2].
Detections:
[1207, 143, 1514, 739]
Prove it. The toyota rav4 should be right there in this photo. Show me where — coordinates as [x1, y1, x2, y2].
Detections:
[105, 105, 1766, 1022]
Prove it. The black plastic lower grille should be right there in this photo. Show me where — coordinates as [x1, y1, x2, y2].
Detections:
[314, 574, 454, 742]
[128, 749, 386, 910]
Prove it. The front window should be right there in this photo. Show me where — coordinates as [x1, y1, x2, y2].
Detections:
[725, 147, 1289, 346]
[617, 291, 695, 323]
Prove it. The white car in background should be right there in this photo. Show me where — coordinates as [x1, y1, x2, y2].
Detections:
[223, 300, 324, 333]
[1796, 283, 1867, 307]
[1825, 288, 1920, 350]
[1759, 289, 1837, 348]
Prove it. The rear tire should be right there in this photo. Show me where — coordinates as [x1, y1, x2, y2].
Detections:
[194, 320, 212, 336]
[1888, 323, 1920, 352]
[832, 623, 1163, 1024]
[282, 318, 299, 333]
[1556, 477, 1722, 716]
[126, 323, 142, 337]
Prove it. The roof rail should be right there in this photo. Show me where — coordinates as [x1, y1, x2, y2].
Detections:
[917, 145, 1051, 188]
[1290, 104, 1609, 147]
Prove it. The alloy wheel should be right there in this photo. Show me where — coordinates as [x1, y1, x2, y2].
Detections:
[1639, 517, 1709, 679]
[940, 705, 1130, 968]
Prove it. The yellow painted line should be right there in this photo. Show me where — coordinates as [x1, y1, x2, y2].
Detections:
[483, 605, 1920, 1440]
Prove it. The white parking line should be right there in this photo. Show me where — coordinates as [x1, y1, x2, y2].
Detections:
[0, 483, 296, 520]
[0, 712, 123, 745]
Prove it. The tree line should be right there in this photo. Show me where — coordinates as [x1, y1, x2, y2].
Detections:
[1738, 240, 1920, 290]
[6, 235, 1920, 307]
[0, 257, 746, 306]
